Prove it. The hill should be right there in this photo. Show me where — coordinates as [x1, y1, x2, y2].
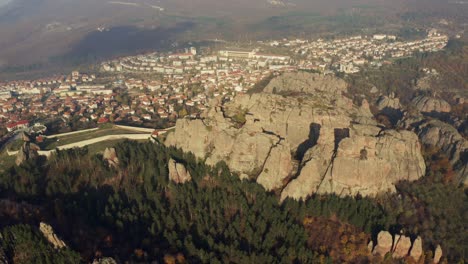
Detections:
[0, 0, 466, 74]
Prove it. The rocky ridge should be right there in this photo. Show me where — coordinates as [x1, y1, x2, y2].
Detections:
[412, 95, 451, 113]
[165, 72, 426, 200]
[370, 231, 443, 263]
[39, 222, 66, 249]
[400, 115, 468, 184]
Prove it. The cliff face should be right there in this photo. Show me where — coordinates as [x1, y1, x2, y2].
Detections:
[414, 119, 467, 184]
[166, 72, 426, 200]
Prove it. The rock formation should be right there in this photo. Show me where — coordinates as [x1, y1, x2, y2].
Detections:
[392, 234, 412, 258]
[166, 72, 426, 199]
[15, 142, 40, 166]
[372, 231, 393, 256]
[92, 258, 118, 264]
[410, 236, 423, 261]
[264, 71, 347, 95]
[377, 94, 401, 111]
[282, 129, 425, 200]
[412, 95, 451, 113]
[370, 231, 443, 262]
[433, 245, 443, 264]
[39, 222, 66, 249]
[168, 159, 192, 184]
[403, 118, 468, 183]
[103, 148, 119, 167]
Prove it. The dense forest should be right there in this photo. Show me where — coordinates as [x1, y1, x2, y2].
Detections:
[0, 140, 466, 263]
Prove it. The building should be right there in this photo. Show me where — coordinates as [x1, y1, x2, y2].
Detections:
[219, 49, 255, 59]
[6, 120, 29, 132]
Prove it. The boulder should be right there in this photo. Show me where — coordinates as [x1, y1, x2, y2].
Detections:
[410, 236, 423, 261]
[372, 231, 393, 257]
[412, 95, 451, 113]
[433, 245, 443, 264]
[39, 222, 66, 249]
[103, 148, 119, 167]
[377, 95, 401, 110]
[168, 159, 192, 184]
[16, 142, 40, 166]
[392, 234, 411, 258]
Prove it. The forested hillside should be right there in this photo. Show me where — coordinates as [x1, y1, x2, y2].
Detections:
[0, 140, 466, 263]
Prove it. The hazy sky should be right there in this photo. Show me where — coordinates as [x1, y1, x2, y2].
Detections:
[0, 0, 12, 7]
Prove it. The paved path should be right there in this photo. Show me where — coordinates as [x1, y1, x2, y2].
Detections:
[8, 134, 152, 157]
[45, 128, 99, 138]
[7, 125, 175, 158]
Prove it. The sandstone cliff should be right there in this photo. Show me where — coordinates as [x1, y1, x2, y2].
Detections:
[166, 72, 426, 199]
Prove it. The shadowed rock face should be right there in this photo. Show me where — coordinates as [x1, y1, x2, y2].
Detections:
[166, 72, 426, 199]
[401, 118, 468, 184]
[412, 95, 451, 113]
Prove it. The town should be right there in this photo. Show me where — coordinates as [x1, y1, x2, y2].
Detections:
[0, 30, 448, 137]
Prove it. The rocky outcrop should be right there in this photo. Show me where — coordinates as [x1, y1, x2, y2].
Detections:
[168, 159, 192, 184]
[412, 119, 468, 183]
[433, 245, 443, 263]
[166, 72, 426, 198]
[281, 129, 425, 200]
[410, 236, 423, 261]
[377, 94, 401, 111]
[256, 141, 294, 191]
[39, 222, 66, 249]
[103, 148, 119, 167]
[412, 95, 451, 113]
[370, 231, 443, 262]
[15, 142, 40, 166]
[372, 231, 393, 256]
[263, 72, 347, 95]
[92, 258, 118, 264]
[392, 234, 412, 258]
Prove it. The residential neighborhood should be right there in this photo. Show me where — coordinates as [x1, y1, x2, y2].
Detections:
[0, 30, 448, 135]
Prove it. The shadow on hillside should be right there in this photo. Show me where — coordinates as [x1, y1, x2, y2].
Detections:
[59, 22, 196, 64]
